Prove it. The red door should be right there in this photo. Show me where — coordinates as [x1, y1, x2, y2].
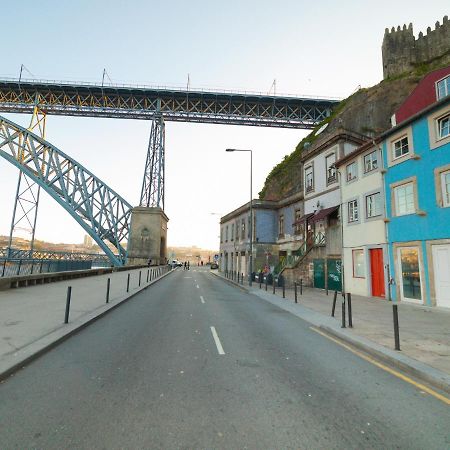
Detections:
[370, 249, 385, 298]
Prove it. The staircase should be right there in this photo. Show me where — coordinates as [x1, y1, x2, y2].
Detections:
[274, 232, 325, 275]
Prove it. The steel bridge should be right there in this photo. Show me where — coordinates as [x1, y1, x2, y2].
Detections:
[0, 77, 340, 266]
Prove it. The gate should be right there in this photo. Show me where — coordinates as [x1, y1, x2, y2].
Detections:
[313, 259, 325, 289]
[327, 258, 342, 291]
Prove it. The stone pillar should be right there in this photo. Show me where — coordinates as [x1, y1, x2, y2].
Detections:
[126, 207, 169, 266]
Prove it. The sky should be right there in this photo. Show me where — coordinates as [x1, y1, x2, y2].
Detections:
[0, 0, 448, 251]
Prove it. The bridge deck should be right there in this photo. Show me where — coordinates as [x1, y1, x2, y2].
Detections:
[0, 79, 339, 128]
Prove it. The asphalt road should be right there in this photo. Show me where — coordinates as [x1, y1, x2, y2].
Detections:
[0, 268, 449, 449]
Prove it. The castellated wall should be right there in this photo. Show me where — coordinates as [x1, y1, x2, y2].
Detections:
[382, 16, 450, 79]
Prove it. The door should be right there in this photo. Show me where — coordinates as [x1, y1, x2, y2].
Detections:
[432, 245, 450, 308]
[398, 247, 422, 303]
[313, 259, 325, 289]
[327, 259, 342, 291]
[370, 249, 385, 298]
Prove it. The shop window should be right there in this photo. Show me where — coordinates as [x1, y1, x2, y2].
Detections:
[398, 247, 422, 301]
[352, 249, 365, 278]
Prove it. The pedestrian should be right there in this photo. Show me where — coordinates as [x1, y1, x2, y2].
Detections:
[187, 261, 190, 270]
[201, 261, 203, 266]
[147, 258, 152, 267]
[184, 261, 187, 270]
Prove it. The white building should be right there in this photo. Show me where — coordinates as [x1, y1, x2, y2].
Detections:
[336, 141, 388, 298]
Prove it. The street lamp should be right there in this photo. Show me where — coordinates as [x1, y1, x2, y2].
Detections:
[225, 148, 253, 286]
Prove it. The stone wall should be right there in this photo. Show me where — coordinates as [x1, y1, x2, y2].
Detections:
[382, 16, 450, 79]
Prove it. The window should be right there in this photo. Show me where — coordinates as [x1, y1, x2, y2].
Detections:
[220, 227, 223, 243]
[248, 216, 251, 238]
[366, 192, 382, 218]
[241, 218, 245, 239]
[394, 182, 415, 216]
[392, 136, 409, 159]
[231, 223, 234, 241]
[438, 114, 450, 139]
[352, 249, 365, 278]
[225, 225, 228, 242]
[326, 154, 336, 184]
[235, 221, 239, 239]
[442, 170, 450, 207]
[305, 166, 314, 193]
[436, 75, 450, 100]
[294, 209, 302, 235]
[346, 162, 357, 181]
[278, 214, 285, 237]
[348, 200, 358, 223]
[364, 151, 378, 173]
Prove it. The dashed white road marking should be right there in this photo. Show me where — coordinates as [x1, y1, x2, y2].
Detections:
[196, 284, 200, 289]
[210, 326, 225, 355]
[200, 296, 205, 304]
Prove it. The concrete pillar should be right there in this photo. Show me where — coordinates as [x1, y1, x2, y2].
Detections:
[126, 207, 169, 266]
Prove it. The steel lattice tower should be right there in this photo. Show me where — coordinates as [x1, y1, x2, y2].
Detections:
[7, 98, 46, 257]
[140, 111, 165, 210]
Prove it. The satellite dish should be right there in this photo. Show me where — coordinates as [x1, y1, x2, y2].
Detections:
[315, 122, 329, 136]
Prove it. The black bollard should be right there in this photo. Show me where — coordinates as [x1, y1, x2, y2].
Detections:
[265, 278, 268, 291]
[294, 282, 298, 303]
[241, 273, 244, 285]
[139, 271, 141, 287]
[282, 279, 285, 299]
[273, 279, 276, 294]
[300, 278, 303, 295]
[259, 275, 262, 289]
[147, 269, 149, 282]
[347, 293, 353, 327]
[332, 290, 338, 317]
[393, 304, 401, 351]
[64, 286, 72, 323]
[341, 293, 346, 328]
[106, 278, 110, 303]
[127, 273, 130, 293]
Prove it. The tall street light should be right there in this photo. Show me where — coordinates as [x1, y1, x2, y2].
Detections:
[226, 148, 253, 286]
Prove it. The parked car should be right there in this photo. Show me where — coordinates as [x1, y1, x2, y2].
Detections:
[210, 263, 218, 269]
[171, 260, 183, 267]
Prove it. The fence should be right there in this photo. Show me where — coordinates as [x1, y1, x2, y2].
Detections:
[0, 258, 93, 278]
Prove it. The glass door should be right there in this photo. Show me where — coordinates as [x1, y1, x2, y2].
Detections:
[398, 247, 422, 303]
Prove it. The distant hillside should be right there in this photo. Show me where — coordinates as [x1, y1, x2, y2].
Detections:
[259, 56, 450, 201]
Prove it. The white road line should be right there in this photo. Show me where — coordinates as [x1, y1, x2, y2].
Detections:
[200, 296, 205, 304]
[210, 326, 225, 355]
[196, 284, 200, 289]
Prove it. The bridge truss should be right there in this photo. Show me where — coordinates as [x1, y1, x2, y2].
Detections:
[0, 115, 132, 265]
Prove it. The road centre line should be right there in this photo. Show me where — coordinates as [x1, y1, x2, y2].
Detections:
[200, 296, 205, 304]
[210, 326, 225, 355]
[196, 285, 199, 289]
[310, 327, 450, 406]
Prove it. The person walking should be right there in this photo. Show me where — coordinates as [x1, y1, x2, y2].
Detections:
[187, 261, 190, 270]
[184, 261, 187, 270]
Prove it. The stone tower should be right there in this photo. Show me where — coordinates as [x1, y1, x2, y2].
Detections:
[382, 16, 450, 79]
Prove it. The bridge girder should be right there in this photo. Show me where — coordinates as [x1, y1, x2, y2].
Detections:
[0, 80, 339, 128]
[0, 115, 132, 266]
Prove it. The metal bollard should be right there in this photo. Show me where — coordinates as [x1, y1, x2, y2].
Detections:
[326, 287, 329, 296]
[332, 290, 338, 317]
[273, 280, 276, 294]
[147, 269, 149, 282]
[241, 273, 244, 285]
[1, 260, 6, 277]
[17, 259, 22, 276]
[106, 278, 111, 303]
[259, 275, 262, 289]
[294, 282, 298, 303]
[347, 293, 353, 327]
[127, 273, 130, 293]
[282, 279, 285, 298]
[265, 278, 268, 291]
[64, 286, 72, 323]
[300, 278, 303, 295]
[393, 304, 401, 351]
[341, 293, 346, 328]
[139, 271, 141, 287]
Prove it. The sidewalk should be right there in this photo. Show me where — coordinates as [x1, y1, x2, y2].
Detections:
[215, 272, 450, 394]
[0, 266, 173, 379]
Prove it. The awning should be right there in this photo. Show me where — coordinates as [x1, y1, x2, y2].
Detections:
[310, 205, 339, 223]
[292, 213, 314, 226]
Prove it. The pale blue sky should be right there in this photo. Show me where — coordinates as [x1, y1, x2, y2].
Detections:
[0, 1, 448, 250]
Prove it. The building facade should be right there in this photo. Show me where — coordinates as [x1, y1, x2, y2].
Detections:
[336, 141, 388, 298]
[382, 67, 450, 308]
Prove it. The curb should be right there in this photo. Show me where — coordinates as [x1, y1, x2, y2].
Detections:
[213, 272, 450, 396]
[0, 269, 175, 382]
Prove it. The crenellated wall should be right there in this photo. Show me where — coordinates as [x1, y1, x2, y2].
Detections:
[382, 16, 450, 79]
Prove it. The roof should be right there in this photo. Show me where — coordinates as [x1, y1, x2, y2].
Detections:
[292, 213, 314, 226]
[335, 139, 380, 168]
[310, 206, 339, 222]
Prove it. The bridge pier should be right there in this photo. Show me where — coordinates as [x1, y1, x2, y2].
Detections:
[126, 207, 168, 266]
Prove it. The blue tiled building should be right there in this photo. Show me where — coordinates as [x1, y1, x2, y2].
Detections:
[382, 67, 450, 307]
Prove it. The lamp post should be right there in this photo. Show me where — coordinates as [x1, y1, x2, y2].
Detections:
[226, 148, 253, 286]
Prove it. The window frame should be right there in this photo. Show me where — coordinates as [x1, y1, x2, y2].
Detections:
[436, 75, 450, 101]
[437, 113, 450, 140]
[325, 153, 337, 185]
[278, 214, 285, 238]
[363, 150, 378, 173]
[305, 165, 314, 193]
[441, 169, 450, 208]
[348, 199, 359, 223]
[352, 249, 365, 278]
[392, 181, 416, 217]
[392, 136, 409, 160]
[365, 191, 383, 219]
[346, 161, 358, 182]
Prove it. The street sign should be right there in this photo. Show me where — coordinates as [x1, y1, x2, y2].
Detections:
[214, 254, 219, 261]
